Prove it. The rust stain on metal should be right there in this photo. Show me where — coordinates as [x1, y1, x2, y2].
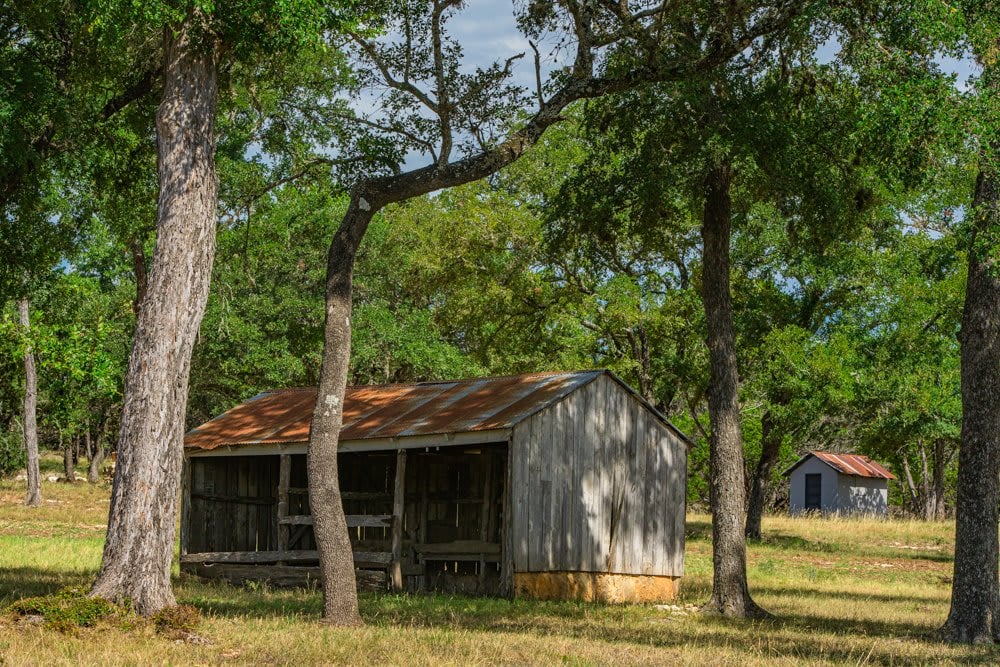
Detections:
[784, 451, 896, 480]
[185, 371, 601, 451]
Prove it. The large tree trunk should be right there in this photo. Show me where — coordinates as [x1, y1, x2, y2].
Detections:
[17, 299, 41, 507]
[307, 193, 377, 625]
[91, 18, 219, 615]
[699, 163, 768, 618]
[745, 410, 780, 540]
[941, 168, 1000, 643]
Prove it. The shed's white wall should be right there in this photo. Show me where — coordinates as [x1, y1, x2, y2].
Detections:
[836, 475, 889, 517]
[788, 457, 839, 515]
[508, 373, 687, 577]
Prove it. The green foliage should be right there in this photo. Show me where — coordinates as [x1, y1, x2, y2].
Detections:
[0, 430, 26, 477]
[7, 587, 126, 633]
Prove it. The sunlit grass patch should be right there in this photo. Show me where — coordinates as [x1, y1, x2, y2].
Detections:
[0, 476, 997, 665]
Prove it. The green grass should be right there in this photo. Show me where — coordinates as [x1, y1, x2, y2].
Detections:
[0, 468, 997, 665]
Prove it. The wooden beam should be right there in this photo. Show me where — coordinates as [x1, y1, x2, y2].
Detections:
[348, 514, 392, 528]
[354, 550, 393, 566]
[180, 549, 392, 566]
[479, 454, 494, 590]
[190, 492, 275, 506]
[341, 491, 393, 501]
[418, 459, 429, 592]
[500, 439, 514, 598]
[180, 458, 192, 556]
[279, 514, 391, 528]
[390, 449, 407, 592]
[181, 563, 388, 592]
[277, 454, 291, 555]
[181, 550, 318, 564]
[480, 454, 494, 543]
[415, 540, 500, 555]
[279, 515, 313, 526]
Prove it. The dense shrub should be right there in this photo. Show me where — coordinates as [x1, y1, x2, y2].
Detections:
[152, 604, 202, 635]
[0, 430, 25, 477]
[7, 587, 125, 633]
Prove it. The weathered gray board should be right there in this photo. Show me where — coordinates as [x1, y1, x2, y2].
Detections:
[509, 372, 687, 577]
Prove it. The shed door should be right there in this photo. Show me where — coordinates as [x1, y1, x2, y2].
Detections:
[805, 474, 822, 510]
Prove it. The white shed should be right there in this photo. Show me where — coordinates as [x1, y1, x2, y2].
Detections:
[784, 451, 896, 517]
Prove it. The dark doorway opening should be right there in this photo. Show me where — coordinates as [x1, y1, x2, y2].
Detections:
[805, 473, 822, 511]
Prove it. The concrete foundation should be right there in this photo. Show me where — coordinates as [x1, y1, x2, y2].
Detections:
[513, 572, 681, 603]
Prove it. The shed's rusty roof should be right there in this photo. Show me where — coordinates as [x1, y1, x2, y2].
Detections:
[784, 451, 896, 480]
[185, 370, 609, 451]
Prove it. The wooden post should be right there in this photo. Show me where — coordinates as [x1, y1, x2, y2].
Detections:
[390, 449, 407, 592]
[500, 440, 514, 598]
[478, 452, 494, 591]
[180, 458, 192, 556]
[417, 456, 429, 592]
[277, 454, 291, 559]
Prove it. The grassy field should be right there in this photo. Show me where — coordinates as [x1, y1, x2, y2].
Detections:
[0, 465, 997, 666]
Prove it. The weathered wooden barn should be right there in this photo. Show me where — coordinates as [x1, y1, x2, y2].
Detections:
[180, 370, 688, 602]
[784, 451, 895, 517]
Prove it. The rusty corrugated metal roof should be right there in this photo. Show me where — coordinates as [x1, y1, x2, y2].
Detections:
[185, 370, 607, 451]
[783, 451, 896, 480]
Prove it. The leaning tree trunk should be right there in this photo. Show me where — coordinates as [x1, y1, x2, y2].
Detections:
[699, 163, 768, 619]
[91, 18, 219, 615]
[17, 299, 41, 507]
[941, 168, 1000, 643]
[307, 192, 378, 626]
[745, 410, 780, 540]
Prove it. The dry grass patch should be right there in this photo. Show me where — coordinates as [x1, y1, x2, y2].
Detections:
[0, 479, 997, 665]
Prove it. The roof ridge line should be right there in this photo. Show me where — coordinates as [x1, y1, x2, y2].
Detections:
[258, 370, 603, 394]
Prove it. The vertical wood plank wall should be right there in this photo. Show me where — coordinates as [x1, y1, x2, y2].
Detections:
[509, 374, 687, 577]
[188, 455, 280, 554]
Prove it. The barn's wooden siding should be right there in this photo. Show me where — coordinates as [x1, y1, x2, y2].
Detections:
[509, 373, 686, 577]
[188, 455, 280, 554]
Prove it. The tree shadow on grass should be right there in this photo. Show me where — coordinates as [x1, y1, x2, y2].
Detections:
[0, 567, 981, 665]
[180, 580, 1000, 665]
[0, 566, 93, 606]
[752, 584, 947, 607]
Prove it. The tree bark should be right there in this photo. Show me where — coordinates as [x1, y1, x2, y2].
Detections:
[745, 410, 780, 540]
[87, 435, 105, 484]
[17, 299, 41, 507]
[308, 193, 376, 626]
[129, 235, 149, 318]
[699, 163, 768, 618]
[941, 168, 1000, 643]
[63, 440, 76, 483]
[91, 17, 219, 615]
